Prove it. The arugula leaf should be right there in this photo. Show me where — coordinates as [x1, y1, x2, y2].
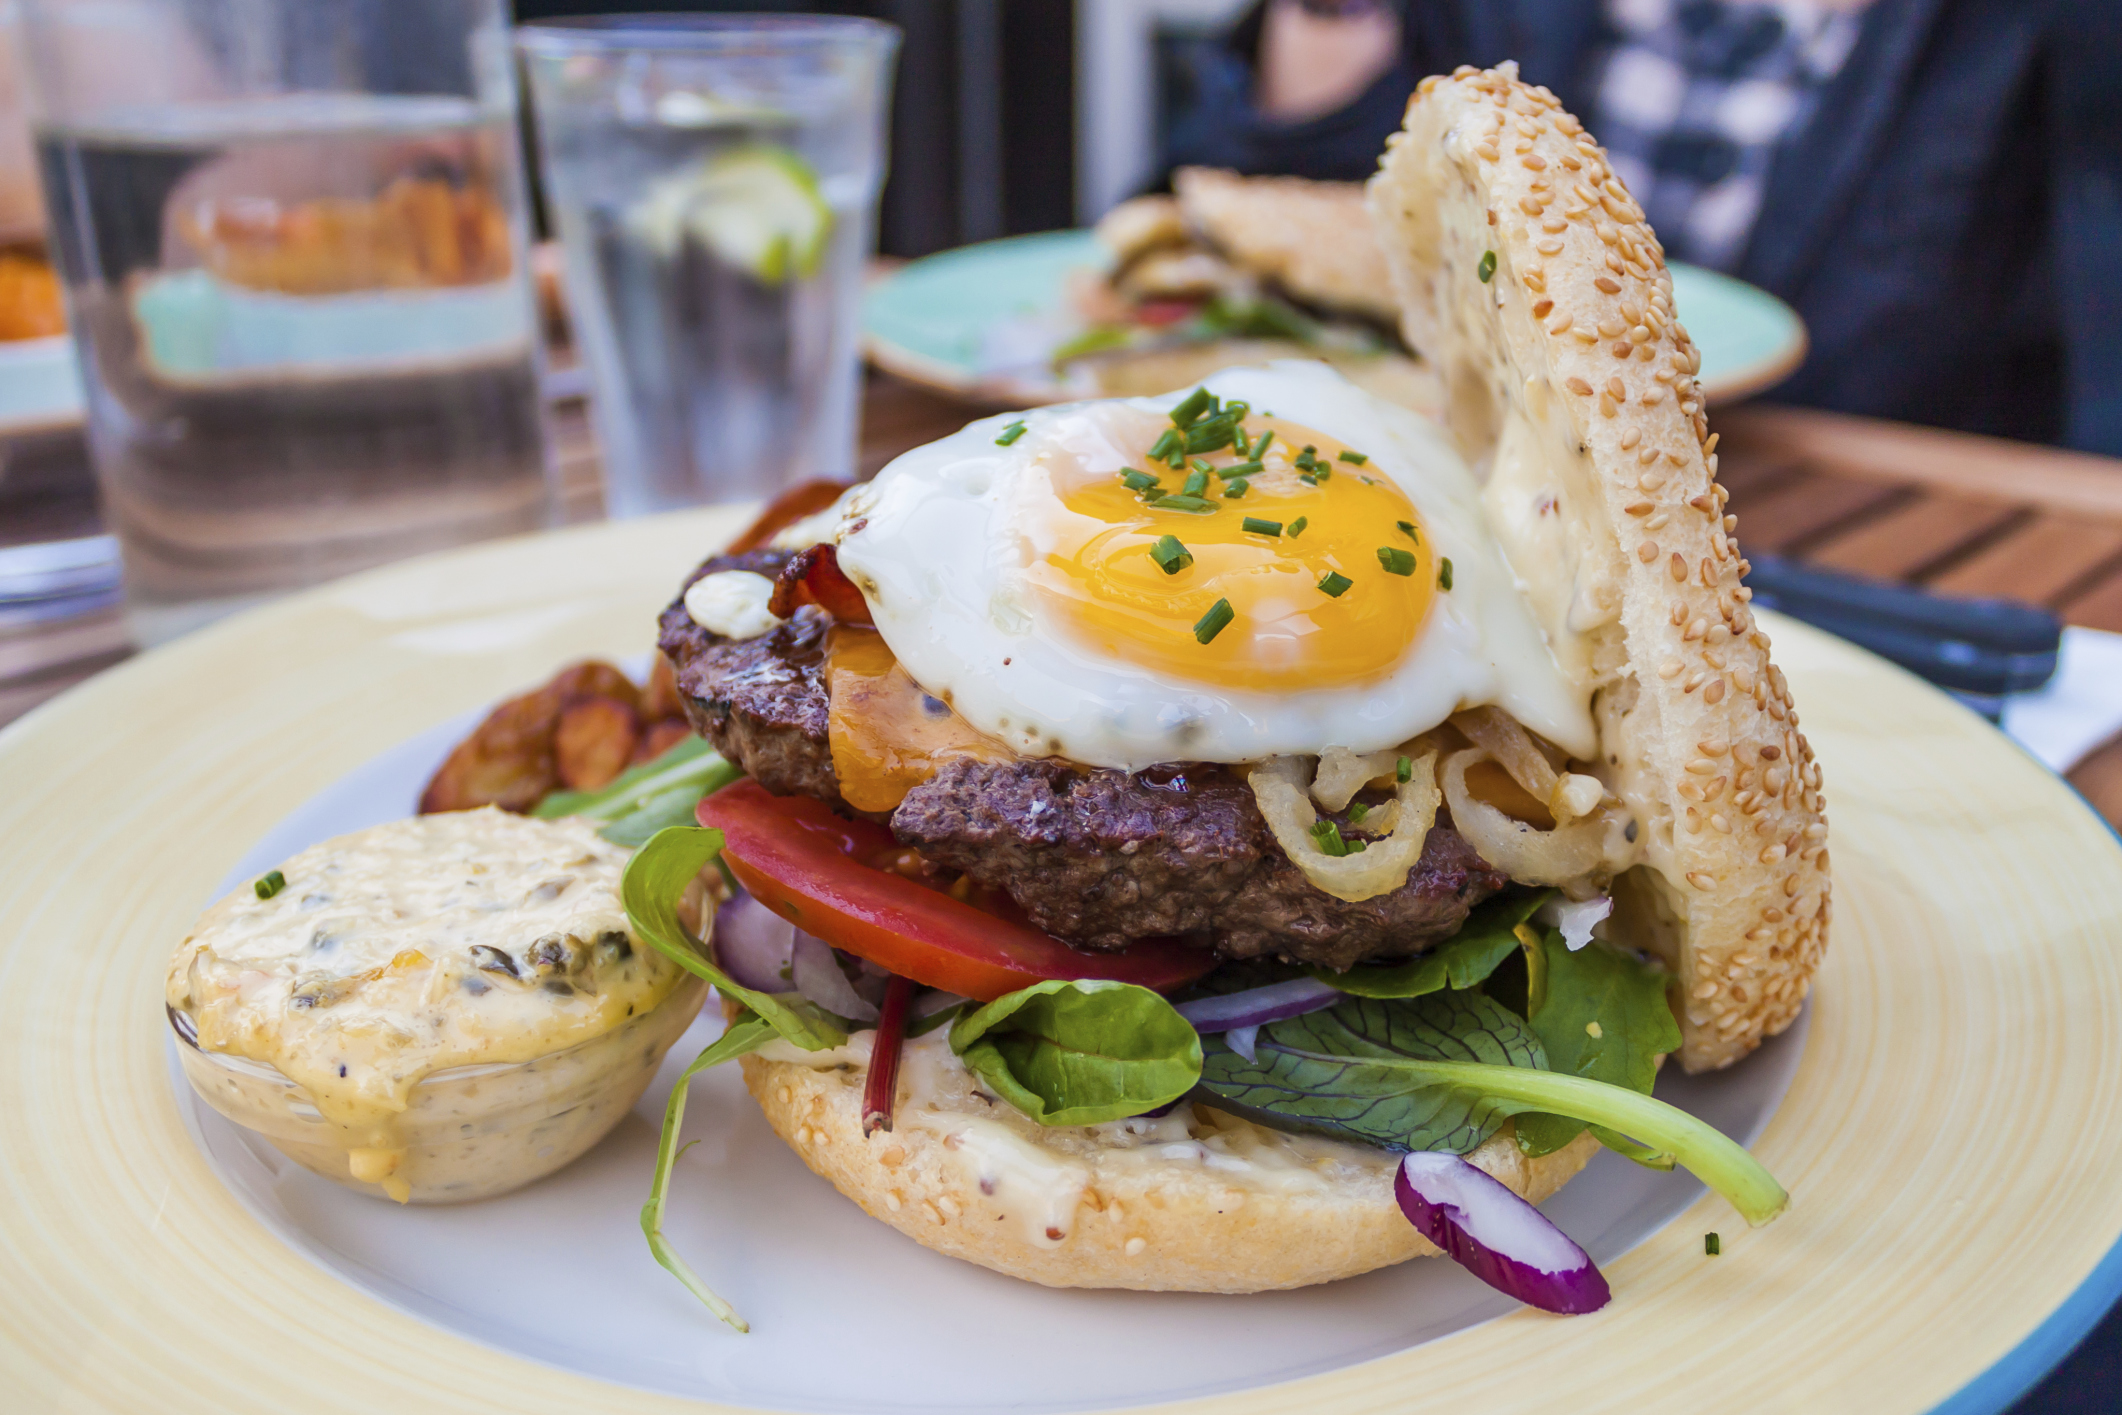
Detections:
[1318, 891, 1552, 998]
[641, 1010, 775, 1330]
[1514, 927, 1685, 1159]
[1197, 991, 1545, 1153]
[621, 826, 845, 1052]
[534, 737, 742, 847]
[948, 980, 1202, 1126]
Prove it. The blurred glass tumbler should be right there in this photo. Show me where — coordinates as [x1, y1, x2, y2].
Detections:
[520, 17, 899, 517]
[17, 0, 554, 646]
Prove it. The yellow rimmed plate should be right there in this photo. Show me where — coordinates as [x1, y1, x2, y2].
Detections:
[2, 507, 2119, 1414]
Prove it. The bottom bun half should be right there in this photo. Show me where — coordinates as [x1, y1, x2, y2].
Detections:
[739, 1033, 1599, 1293]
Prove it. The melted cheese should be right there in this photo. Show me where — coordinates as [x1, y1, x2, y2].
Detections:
[168, 810, 685, 1138]
[824, 624, 1013, 813]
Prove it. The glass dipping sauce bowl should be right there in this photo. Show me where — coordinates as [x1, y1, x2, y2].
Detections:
[169, 974, 705, 1204]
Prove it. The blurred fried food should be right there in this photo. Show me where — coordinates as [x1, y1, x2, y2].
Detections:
[419, 657, 698, 814]
[177, 176, 514, 296]
[0, 250, 64, 340]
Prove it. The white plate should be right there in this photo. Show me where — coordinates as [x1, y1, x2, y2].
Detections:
[177, 706, 1804, 1413]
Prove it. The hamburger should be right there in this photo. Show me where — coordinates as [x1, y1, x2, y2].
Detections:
[1060, 166, 1440, 413]
[630, 63, 1825, 1325]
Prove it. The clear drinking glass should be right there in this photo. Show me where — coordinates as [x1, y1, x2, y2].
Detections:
[16, 0, 554, 645]
[519, 17, 899, 517]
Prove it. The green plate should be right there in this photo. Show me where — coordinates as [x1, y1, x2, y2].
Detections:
[863, 228, 1806, 407]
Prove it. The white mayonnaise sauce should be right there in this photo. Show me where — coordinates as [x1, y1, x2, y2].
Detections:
[685, 570, 786, 640]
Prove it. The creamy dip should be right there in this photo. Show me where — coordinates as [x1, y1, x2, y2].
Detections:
[168, 810, 699, 1202]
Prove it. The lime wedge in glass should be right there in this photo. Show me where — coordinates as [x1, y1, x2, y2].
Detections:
[628, 146, 833, 285]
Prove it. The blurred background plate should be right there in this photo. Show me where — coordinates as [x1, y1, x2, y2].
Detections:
[863, 228, 1806, 408]
[0, 333, 83, 437]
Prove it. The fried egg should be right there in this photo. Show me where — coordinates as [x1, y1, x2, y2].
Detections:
[832, 361, 1591, 771]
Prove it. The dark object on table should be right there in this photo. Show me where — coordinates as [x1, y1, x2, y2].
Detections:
[1744, 553, 2062, 709]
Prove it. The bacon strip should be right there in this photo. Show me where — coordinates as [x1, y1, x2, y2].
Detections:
[769, 543, 873, 625]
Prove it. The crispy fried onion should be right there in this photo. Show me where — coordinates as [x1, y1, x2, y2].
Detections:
[1441, 747, 1620, 887]
[1450, 706, 1607, 825]
[1249, 750, 1441, 902]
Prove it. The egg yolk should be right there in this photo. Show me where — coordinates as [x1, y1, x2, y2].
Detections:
[1027, 414, 1437, 691]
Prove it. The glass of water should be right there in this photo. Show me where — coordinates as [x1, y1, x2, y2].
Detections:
[519, 17, 899, 517]
[16, 0, 553, 646]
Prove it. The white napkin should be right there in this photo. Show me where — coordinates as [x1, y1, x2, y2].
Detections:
[2001, 627, 2122, 773]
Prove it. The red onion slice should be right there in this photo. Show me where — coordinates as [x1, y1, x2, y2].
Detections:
[1176, 977, 1342, 1033]
[1395, 1151, 1611, 1315]
[792, 930, 881, 1022]
[711, 892, 795, 993]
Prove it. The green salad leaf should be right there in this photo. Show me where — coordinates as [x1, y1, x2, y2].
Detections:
[1198, 991, 1545, 1153]
[1195, 991, 1784, 1225]
[1319, 891, 1551, 998]
[621, 825, 845, 1053]
[534, 736, 742, 847]
[1514, 926, 1686, 1160]
[641, 1009, 776, 1331]
[949, 980, 1202, 1126]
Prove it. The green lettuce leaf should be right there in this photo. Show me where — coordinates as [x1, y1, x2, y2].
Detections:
[1317, 891, 1552, 998]
[1514, 927, 1686, 1160]
[948, 980, 1202, 1126]
[621, 825, 845, 1052]
[640, 1010, 776, 1331]
[534, 737, 742, 847]
[1197, 991, 1546, 1153]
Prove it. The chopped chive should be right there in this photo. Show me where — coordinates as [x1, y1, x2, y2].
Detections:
[1221, 460, 1264, 478]
[1308, 820, 1363, 856]
[1396, 519, 1419, 542]
[1222, 479, 1249, 499]
[1223, 400, 1250, 420]
[1120, 468, 1161, 493]
[1338, 449, 1368, 465]
[1348, 802, 1370, 825]
[254, 869, 287, 900]
[1149, 534, 1193, 575]
[1378, 546, 1416, 576]
[1170, 386, 1216, 427]
[1439, 556, 1455, 590]
[1477, 249, 1497, 283]
[1396, 754, 1413, 783]
[1289, 516, 1308, 537]
[1294, 447, 1318, 471]
[1182, 468, 1209, 497]
[1241, 516, 1283, 537]
[1167, 447, 1188, 469]
[1191, 458, 1214, 474]
[994, 420, 1027, 446]
[1705, 1233, 1722, 1256]
[1184, 417, 1236, 454]
[1317, 570, 1353, 597]
[1299, 473, 1319, 486]
[1252, 430, 1275, 459]
[1147, 428, 1182, 462]
[1232, 426, 1252, 458]
[1154, 494, 1220, 514]
[1193, 598, 1234, 644]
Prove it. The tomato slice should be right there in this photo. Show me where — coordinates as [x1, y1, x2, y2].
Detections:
[698, 780, 1214, 1000]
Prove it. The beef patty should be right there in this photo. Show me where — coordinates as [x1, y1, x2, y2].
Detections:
[659, 552, 1507, 970]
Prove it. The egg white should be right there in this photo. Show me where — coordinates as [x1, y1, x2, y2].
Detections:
[832, 361, 1593, 771]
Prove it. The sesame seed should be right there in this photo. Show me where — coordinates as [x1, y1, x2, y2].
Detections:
[1594, 275, 1621, 293]
[1612, 340, 1633, 357]
[1606, 376, 1626, 399]
[1640, 472, 1666, 491]
[1761, 844, 1787, 864]
[1638, 447, 1659, 465]
[1476, 143, 1500, 161]
[1704, 678, 1727, 704]
[1565, 376, 1592, 395]
[1548, 314, 1573, 334]
[1686, 758, 1717, 775]
[1711, 814, 1732, 834]
[1598, 318, 1625, 338]
[1626, 500, 1653, 515]
[1669, 553, 1687, 582]
[1687, 871, 1718, 891]
[1537, 238, 1564, 254]
[1600, 394, 1618, 416]
[1521, 153, 1547, 169]
[1637, 539, 1658, 562]
[1660, 658, 1683, 679]
[1620, 428, 1641, 449]
[1573, 327, 1599, 343]
[1543, 217, 1568, 233]
[1532, 298, 1554, 318]
[1519, 195, 1544, 216]
[1683, 617, 1706, 640]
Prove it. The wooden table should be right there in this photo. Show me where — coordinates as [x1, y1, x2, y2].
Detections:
[7, 375, 2121, 826]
